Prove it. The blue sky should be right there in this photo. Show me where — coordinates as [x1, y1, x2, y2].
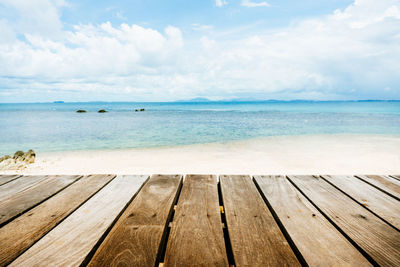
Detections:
[0, 0, 399, 102]
[60, 1, 353, 32]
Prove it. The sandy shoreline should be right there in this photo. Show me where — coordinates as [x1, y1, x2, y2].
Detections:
[1, 134, 400, 175]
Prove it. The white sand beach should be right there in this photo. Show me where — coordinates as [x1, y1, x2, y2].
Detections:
[2, 134, 399, 175]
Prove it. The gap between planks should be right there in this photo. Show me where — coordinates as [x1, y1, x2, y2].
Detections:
[0, 174, 117, 266]
[288, 175, 400, 266]
[11, 175, 148, 266]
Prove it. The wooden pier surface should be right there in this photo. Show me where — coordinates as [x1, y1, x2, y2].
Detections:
[0, 174, 399, 266]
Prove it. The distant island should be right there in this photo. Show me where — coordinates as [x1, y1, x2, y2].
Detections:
[175, 98, 400, 103]
[53, 101, 65, 103]
[176, 97, 211, 102]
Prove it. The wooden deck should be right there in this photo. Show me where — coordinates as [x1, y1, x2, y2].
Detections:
[0, 174, 399, 266]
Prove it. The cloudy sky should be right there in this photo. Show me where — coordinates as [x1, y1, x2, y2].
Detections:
[0, 0, 399, 102]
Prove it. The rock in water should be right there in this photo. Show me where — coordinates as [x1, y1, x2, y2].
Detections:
[76, 109, 87, 113]
[140, 108, 145, 111]
[98, 109, 107, 113]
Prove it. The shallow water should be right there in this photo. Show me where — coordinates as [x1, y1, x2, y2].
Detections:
[1, 101, 399, 154]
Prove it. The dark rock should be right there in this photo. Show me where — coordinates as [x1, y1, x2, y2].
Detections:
[0, 150, 36, 170]
[0, 155, 11, 163]
[76, 110, 87, 113]
[140, 108, 145, 112]
[135, 109, 139, 112]
[23, 149, 36, 164]
[13, 151, 24, 159]
[12, 150, 36, 164]
[98, 109, 107, 113]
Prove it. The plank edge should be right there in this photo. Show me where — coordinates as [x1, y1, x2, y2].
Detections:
[80, 175, 151, 266]
[252, 175, 307, 266]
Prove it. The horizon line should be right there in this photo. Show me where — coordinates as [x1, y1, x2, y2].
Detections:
[0, 99, 400, 104]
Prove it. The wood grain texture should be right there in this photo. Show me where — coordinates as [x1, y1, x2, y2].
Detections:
[220, 175, 300, 267]
[288, 175, 400, 266]
[0, 174, 115, 266]
[164, 174, 229, 267]
[0, 175, 21, 186]
[0, 175, 81, 226]
[322, 175, 400, 229]
[11, 175, 148, 267]
[356, 175, 400, 200]
[254, 175, 371, 267]
[0, 175, 50, 202]
[390, 175, 400, 181]
[88, 174, 182, 267]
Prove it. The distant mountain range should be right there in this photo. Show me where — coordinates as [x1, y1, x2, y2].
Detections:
[176, 97, 212, 102]
[176, 97, 281, 102]
[175, 98, 399, 103]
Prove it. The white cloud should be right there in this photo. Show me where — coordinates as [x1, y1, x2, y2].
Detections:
[215, 0, 227, 8]
[241, 0, 270, 8]
[200, 36, 216, 49]
[165, 25, 184, 48]
[0, 0, 400, 101]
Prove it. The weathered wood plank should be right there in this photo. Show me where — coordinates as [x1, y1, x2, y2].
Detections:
[390, 175, 400, 181]
[11, 175, 148, 267]
[88, 174, 182, 267]
[288, 175, 400, 266]
[0, 174, 115, 266]
[254, 175, 371, 266]
[220, 175, 300, 267]
[0, 175, 50, 202]
[322, 175, 400, 229]
[0, 175, 21, 186]
[356, 175, 400, 200]
[164, 175, 229, 266]
[0, 175, 81, 226]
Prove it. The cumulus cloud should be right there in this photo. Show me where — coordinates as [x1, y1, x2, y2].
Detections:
[0, 22, 184, 78]
[0, 0, 400, 101]
[241, 0, 270, 8]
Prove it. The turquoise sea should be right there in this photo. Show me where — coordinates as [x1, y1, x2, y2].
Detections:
[0, 101, 400, 154]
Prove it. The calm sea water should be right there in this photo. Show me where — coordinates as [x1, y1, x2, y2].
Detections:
[1, 101, 400, 154]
